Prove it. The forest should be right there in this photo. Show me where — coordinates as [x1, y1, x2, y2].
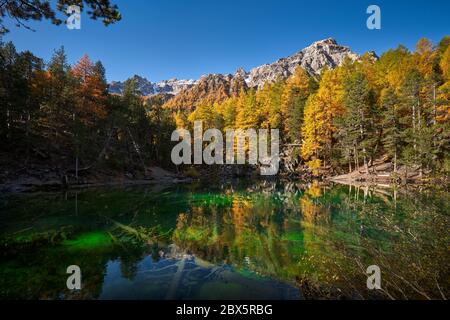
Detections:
[0, 36, 449, 186]
[0, 43, 176, 184]
[0, 0, 449, 303]
[174, 37, 450, 180]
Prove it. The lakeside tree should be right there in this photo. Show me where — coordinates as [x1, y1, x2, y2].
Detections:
[380, 88, 402, 173]
[0, 40, 178, 181]
[301, 94, 325, 174]
[0, 36, 449, 179]
[0, 0, 121, 34]
[342, 71, 376, 173]
[281, 67, 316, 143]
[301, 67, 345, 170]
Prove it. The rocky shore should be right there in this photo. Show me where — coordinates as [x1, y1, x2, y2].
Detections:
[0, 166, 191, 194]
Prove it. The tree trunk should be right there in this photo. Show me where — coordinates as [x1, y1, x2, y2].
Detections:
[75, 156, 79, 182]
[354, 145, 359, 172]
[433, 84, 436, 125]
[394, 151, 397, 173]
[363, 153, 369, 175]
[412, 101, 417, 153]
[6, 108, 10, 139]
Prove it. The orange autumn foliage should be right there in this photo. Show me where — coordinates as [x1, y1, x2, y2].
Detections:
[71, 54, 107, 124]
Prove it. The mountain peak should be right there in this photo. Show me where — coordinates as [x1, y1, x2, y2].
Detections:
[109, 38, 361, 97]
[234, 67, 247, 78]
[108, 76, 197, 96]
[311, 37, 338, 46]
[245, 38, 359, 88]
[131, 74, 147, 80]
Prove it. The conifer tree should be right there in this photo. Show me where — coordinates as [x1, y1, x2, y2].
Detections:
[44, 47, 75, 141]
[399, 69, 433, 176]
[334, 71, 376, 173]
[236, 89, 259, 129]
[281, 67, 315, 143]
[306, 67, 345, 167]
[219, 96, 238, 129]
[381, 88, 402, 172]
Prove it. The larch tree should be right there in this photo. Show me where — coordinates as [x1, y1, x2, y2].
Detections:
[71, 54, 108, 179]
[309, 67, 345, 167]
[301, 94, 325, 173]
[434, 45, 450, 172]
[188, 102, 223, 130]
[218, 96, 238, 130]
[235, 89, 259, 129]
[375, 45, 412, 92]
[72, 54, 107, 124]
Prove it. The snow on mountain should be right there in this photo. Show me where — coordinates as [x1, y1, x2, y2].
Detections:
[109, 38, 371, 96]
[109, 75, 197, 96]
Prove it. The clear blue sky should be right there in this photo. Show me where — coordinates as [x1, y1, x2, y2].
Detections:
[3, 0, 449, 82]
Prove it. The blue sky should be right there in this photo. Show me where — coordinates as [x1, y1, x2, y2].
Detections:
[3, 0, 449, 82]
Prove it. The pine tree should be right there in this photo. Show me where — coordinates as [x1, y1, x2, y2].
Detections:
[381, 88, 402, 172]
[335, 71, 376, 173]
[399, 69, 432, 176]
[0, 0, 121, 34]
[281, 67, 315, 143]
[0, 42, 21, 140]
[44, 46, 75, 140]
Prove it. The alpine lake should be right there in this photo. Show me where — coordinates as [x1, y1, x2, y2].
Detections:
[0, 179, 448, 300]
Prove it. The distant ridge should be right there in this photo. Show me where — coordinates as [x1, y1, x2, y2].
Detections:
[109, 38, 376, 104]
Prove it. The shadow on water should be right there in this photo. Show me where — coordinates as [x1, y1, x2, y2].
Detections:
[0, 179, 448, 299]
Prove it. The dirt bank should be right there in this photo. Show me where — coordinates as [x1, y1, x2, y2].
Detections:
[328, 161, 448, 186]
[0, 166, 191, 194]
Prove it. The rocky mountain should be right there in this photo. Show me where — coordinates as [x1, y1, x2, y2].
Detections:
[162, 38, 367, 109]
[110, 38, 373, 108]
[244, 38, 360, 88]
[109, 75, 197, 96]
[156, 78, 198, 95]
[163, 73, 237, 110]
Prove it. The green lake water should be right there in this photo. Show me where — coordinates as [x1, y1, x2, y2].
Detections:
[0, 180, 448, 300]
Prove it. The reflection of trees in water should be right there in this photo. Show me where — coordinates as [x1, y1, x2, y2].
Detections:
[0, 243, 144, 299]
[299, 183, 450, 299]
[0, 219, 164, 299]
[1, 182, 448, 299]
[174, 181, 309, 284]
[173, 181, 449, 299]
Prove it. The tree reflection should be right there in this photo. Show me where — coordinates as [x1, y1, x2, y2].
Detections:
[173, 181, 449, 299]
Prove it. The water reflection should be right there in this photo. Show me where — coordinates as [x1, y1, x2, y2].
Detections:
[0, 180, 448, 299]
[99, 245, 301, 300]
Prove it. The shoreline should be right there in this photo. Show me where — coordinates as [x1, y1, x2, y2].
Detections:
[0, 166, 193, 194]
[2, 172, 447, 196]
[1, 161, 448, 195]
